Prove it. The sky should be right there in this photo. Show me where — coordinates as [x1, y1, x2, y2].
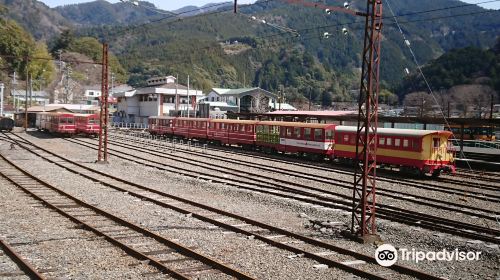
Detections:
[40, 0, 500, 11]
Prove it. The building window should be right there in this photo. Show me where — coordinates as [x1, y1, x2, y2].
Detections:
[88, 91, 94, 96]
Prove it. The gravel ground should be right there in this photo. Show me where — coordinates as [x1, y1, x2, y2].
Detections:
[0, 175, 168, 279]
[79, 134, 499, 228]
[3, 132, 500, 280]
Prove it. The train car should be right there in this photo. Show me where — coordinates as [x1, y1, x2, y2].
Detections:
[173, 117, 211, 141]
[75, 114, 100, 136]
[446, 125, 496, 141]
[149, 116, 175, 136]
[208, 119, 258, 148]
[255, 121, 336, 158]
[0, 117, 14, 131]
[36, 112, 76, 135]
[333, 126, 455, 176]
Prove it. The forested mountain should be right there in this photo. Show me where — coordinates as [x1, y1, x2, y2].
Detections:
[0, 0, 71, 40]
[1, 0, 499, 106]
[55, 0, 172, 26]
[398, 42, 500, 98]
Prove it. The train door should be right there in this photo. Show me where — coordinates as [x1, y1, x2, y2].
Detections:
[430, 136, 442, 162]
[325, 128, 335, 155]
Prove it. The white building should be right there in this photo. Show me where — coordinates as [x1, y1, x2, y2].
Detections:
[206, 87, 276, 113]
[114, 76, 203, 124]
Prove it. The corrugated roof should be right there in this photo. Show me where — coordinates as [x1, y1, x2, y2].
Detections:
[258, 121, 337, 129]
[267, 110, 356, 116]
[335, 126, 452, 137]
[212, 87, 261, 95]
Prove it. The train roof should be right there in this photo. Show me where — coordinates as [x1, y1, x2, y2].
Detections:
[256, 121, 337, 129]
[210, 119, 259, 124]
[335, 126, 453, 137]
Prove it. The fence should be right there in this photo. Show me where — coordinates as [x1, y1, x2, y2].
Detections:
[110, 122, 148, 129]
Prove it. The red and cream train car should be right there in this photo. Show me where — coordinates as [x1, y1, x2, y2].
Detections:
[333, 126, 455, 176]
[148, 117, 455, 176]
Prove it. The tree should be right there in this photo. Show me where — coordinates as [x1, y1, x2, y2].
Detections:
[27, 43, 55, 83]
[321, 91, 333, 108]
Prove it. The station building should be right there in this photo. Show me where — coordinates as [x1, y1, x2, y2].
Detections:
[114, 76, 204, 124]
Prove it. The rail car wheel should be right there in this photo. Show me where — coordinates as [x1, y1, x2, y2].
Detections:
[431, 169, 441, 178]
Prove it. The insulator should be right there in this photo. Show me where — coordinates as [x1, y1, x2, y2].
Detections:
[344, 2, 350, 8]
[342, 27, 348, 35]
[404, 40, 411, 46]
[404, 68, 410, 75]
[251, 16, 256, 20]
[323, 32, 330, 39]
[325, 9, 331, 15]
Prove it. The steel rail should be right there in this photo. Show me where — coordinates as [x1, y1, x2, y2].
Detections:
[139, 131, 499, 192]
[63, 136, 500, 244]
[0, 153, 254, 280]
[1, 133, 445, 280]
[107, 134, 500, 213]
[2, 133, 499, 244]
[0, 239, 45, 280]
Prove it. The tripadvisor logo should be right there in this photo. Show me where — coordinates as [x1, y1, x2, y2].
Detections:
[375, 244, 482, 267]
[375, 244, 398, 267]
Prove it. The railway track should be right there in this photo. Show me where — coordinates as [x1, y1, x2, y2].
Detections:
[0, 239, 45, 280]
[97, 133, 500, 221]
[7, 132, 500, 246]
[132, 131, 499, 192]
[0, 150, 254, 280]
[1, 132, 446, 280]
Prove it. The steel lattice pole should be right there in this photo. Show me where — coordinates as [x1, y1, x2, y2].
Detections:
[98, 43, 109, 162]
[351, 0, 383, 239]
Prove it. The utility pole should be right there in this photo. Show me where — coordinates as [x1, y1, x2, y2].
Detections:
[24, 57, 29, 130]
[58, 50, 63, 72]
[351, 0, 383, 242]
[175, 74, 179, 112]
[111, 72, 115, 97]
[29, 73, 33, 106]
[0, 82, 4, 116]
[98, 43, 109, 163]
[13, 72, 17, 112]
[187, 75, 190, 118]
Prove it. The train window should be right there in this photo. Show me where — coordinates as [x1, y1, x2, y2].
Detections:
[395, 138, 401, 147]
[271, 126, 279, 134]
[221, 123, 226, 130]
[414, 140, 421, 150]
[286, 127, 292, 137]
[314, 129, 323, 141]
[379, 137, 385, 146]
[343, 134, 349, 143]
[326, 130, 333, 140]
[304, 128, 311, 140]
[294, 127, 301, 138]
[234, 124, 239, 131]
[68, 118, 74, 124]
[433, 138, 440, 148]
[60, 118, 67, 124]
[257, 125, 263, 133]
[403, 139, 409, 148]
[240, 125, 245, 132]
[248, 125, 254, 132]
[386, 138, 392, 146]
